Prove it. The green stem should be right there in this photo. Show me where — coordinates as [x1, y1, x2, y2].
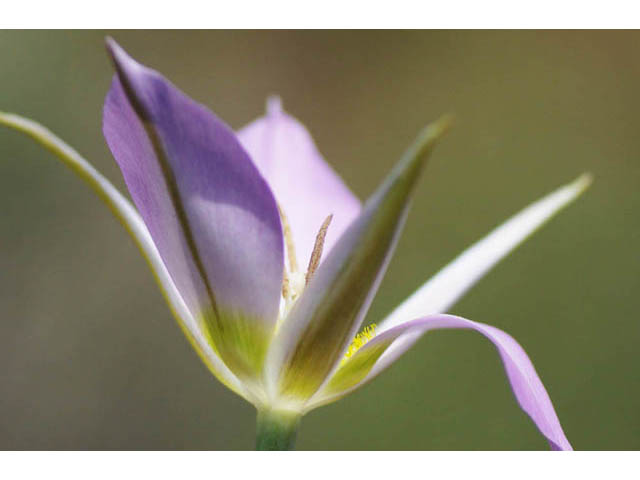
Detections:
[255, 409, 301, 450]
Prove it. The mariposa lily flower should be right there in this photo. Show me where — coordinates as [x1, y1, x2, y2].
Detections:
[0, 38, 591, 451]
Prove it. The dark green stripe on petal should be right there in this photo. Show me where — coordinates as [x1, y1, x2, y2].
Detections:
[0, 112, 251, 401]
[103, 39, 284, 380]
[268, 115, 453, 400]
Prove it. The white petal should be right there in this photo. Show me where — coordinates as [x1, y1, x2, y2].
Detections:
[379, 173, 592, 333]
[329, 174, 593, 408]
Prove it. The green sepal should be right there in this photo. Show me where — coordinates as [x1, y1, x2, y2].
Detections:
[270, 115, 453, 401]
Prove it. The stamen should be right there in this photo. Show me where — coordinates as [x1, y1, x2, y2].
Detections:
[306, 214, 333, 284]
[278, 204, 305, 315]
[342, 324, 377, 364]
[278, 208, 334, 318]
[278, 204, 299, 274]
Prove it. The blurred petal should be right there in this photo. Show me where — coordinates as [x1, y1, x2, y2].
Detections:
[316, 314, 573, 451]
[266, 115, 453, 402]
[237, 97, 361, 267]
[0, 112, 250, 401]
[380, 174, 592, 331]
[103, 39, 284, 378]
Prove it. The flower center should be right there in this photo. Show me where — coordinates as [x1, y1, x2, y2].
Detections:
[279, 206, 333, 316]
[277, 206, 378, 365]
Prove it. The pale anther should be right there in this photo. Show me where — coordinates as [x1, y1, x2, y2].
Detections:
[278, 204, 299, 274]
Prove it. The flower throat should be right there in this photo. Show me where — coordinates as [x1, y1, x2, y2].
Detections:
[278, 207, 377, 361]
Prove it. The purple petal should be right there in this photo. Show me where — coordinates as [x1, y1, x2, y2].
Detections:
[102, 39, 283, 378]
[237, 97, 361, 267]
[317, 314, 572, 451]
[0, 112, 255, 402]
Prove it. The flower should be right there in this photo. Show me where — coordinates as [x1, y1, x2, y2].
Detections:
[0, 38, 591, 451]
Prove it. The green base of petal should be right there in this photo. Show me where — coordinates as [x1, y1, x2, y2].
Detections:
[256, 409, 301, 451]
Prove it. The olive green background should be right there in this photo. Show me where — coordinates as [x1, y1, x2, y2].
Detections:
[0, 30, 638, 450]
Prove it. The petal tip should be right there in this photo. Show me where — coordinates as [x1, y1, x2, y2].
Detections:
[411, 113, 454, 161]
[427, 112, 455, 138]
[266, 95, 283, 116]
[104, 36, 125, 65]
[573, 172, 594, 193]
[104, 37, 144, 82]
[104, 35, 116, 49]
[433, 112, 456, 134]
[104, 38, 154, 122]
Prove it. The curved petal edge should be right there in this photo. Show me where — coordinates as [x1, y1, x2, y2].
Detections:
[314, 314, 573, 451]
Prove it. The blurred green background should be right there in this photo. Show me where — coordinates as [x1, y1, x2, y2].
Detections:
[0, 30, 638, 450]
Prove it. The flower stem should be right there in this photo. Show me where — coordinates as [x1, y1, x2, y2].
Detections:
[255, 409, 301, 450]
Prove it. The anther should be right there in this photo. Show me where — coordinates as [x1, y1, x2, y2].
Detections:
[342, 324, 377, 364]
[306, 214, 333, 284]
